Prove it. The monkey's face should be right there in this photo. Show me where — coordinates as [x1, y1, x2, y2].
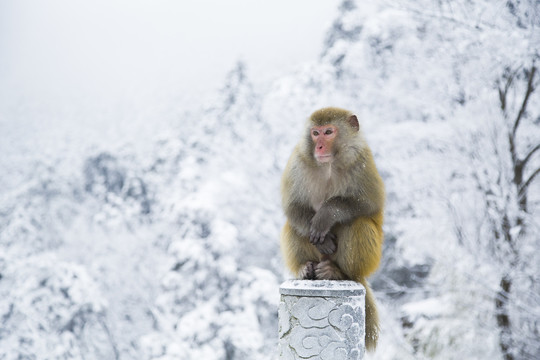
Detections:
[311, 125, 338, 163]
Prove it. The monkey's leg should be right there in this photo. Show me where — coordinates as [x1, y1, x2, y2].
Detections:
[335, 215, 383, 280]
[280, 221, 320, 278]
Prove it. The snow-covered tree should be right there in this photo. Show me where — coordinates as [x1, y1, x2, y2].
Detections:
[138, 62, 282, 359]
[449, 62, 540, 360]
[141, 218, 279, 360]
[0, 255, 115, 359]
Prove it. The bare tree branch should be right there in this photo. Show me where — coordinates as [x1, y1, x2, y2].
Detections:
[511, 65, 537, 139]
[521, 167, 540, 193]
[509, 132, 519, 172]
[498, 70, 516, 115]
[522, 143, 540, 168]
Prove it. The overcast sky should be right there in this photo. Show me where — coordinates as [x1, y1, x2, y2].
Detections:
[0, 0, 337, 109]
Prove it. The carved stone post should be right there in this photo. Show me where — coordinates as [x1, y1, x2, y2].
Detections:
[278, 280, 366, 360]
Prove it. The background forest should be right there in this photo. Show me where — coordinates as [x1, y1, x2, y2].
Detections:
[1, 0, 539, 359]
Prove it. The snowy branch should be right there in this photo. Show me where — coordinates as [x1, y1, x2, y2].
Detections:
[498, 69, 517, 117]
[521, 143, 540, 169]
[511, 65, 536, 140]
[522, 167, 540, 193]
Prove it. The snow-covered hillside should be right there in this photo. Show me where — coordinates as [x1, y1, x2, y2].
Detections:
[1, 1, 539, 359]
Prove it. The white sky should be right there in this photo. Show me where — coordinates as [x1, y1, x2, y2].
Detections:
[0, 0, 337, 108]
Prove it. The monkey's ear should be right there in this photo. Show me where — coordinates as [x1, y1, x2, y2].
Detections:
[347, 115, 359, 132]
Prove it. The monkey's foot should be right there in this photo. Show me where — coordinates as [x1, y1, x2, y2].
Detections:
[315, 233, 337, 255]
[315, 260, 347, 280]
[299, 261, 317, 280]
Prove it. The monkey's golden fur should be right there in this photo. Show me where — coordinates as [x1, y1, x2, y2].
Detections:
[280, 107, 384, 352]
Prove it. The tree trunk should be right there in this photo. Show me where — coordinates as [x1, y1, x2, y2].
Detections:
[495, 274, 514, 360]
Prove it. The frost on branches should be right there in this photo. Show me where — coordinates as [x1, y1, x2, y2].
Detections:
[0, 255, 114, 359]
[141, 218, 279, 360]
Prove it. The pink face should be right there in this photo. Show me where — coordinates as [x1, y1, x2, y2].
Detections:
[311, 125, 338, 163]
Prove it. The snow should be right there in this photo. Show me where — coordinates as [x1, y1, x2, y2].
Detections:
[1, 0, 540, 359]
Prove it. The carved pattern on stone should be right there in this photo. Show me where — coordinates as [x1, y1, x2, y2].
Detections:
[279, 280, 365, 360]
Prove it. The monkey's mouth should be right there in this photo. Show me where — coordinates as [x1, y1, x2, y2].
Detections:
[316, 155, 333, 163]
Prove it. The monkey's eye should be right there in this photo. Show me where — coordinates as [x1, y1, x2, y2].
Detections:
[312, 130, 320, 136]
[324, 129, 333, 135]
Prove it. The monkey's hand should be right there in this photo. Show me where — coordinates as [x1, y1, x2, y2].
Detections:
[309, 207, 335, 245]
[315, 233, 337, 255]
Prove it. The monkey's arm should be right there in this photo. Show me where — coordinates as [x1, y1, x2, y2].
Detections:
[285, 200, 338, 255]
[285, 201, 316, 236]
[310, 196, 381, 244]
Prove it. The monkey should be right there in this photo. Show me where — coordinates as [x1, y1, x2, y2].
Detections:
[280, 107, 385, 352]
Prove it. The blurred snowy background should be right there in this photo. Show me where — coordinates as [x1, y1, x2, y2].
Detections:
[1, 0, 539, 359]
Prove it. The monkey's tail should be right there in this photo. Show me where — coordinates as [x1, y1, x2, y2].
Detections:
[358, 277, 379, 352]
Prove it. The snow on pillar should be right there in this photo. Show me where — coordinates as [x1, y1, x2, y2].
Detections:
[278, 280, 366, 360]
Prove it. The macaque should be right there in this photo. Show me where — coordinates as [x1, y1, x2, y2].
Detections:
[280, 107, 385, 352]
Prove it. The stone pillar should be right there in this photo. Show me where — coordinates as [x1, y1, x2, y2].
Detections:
[278, 280, 366, 360]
